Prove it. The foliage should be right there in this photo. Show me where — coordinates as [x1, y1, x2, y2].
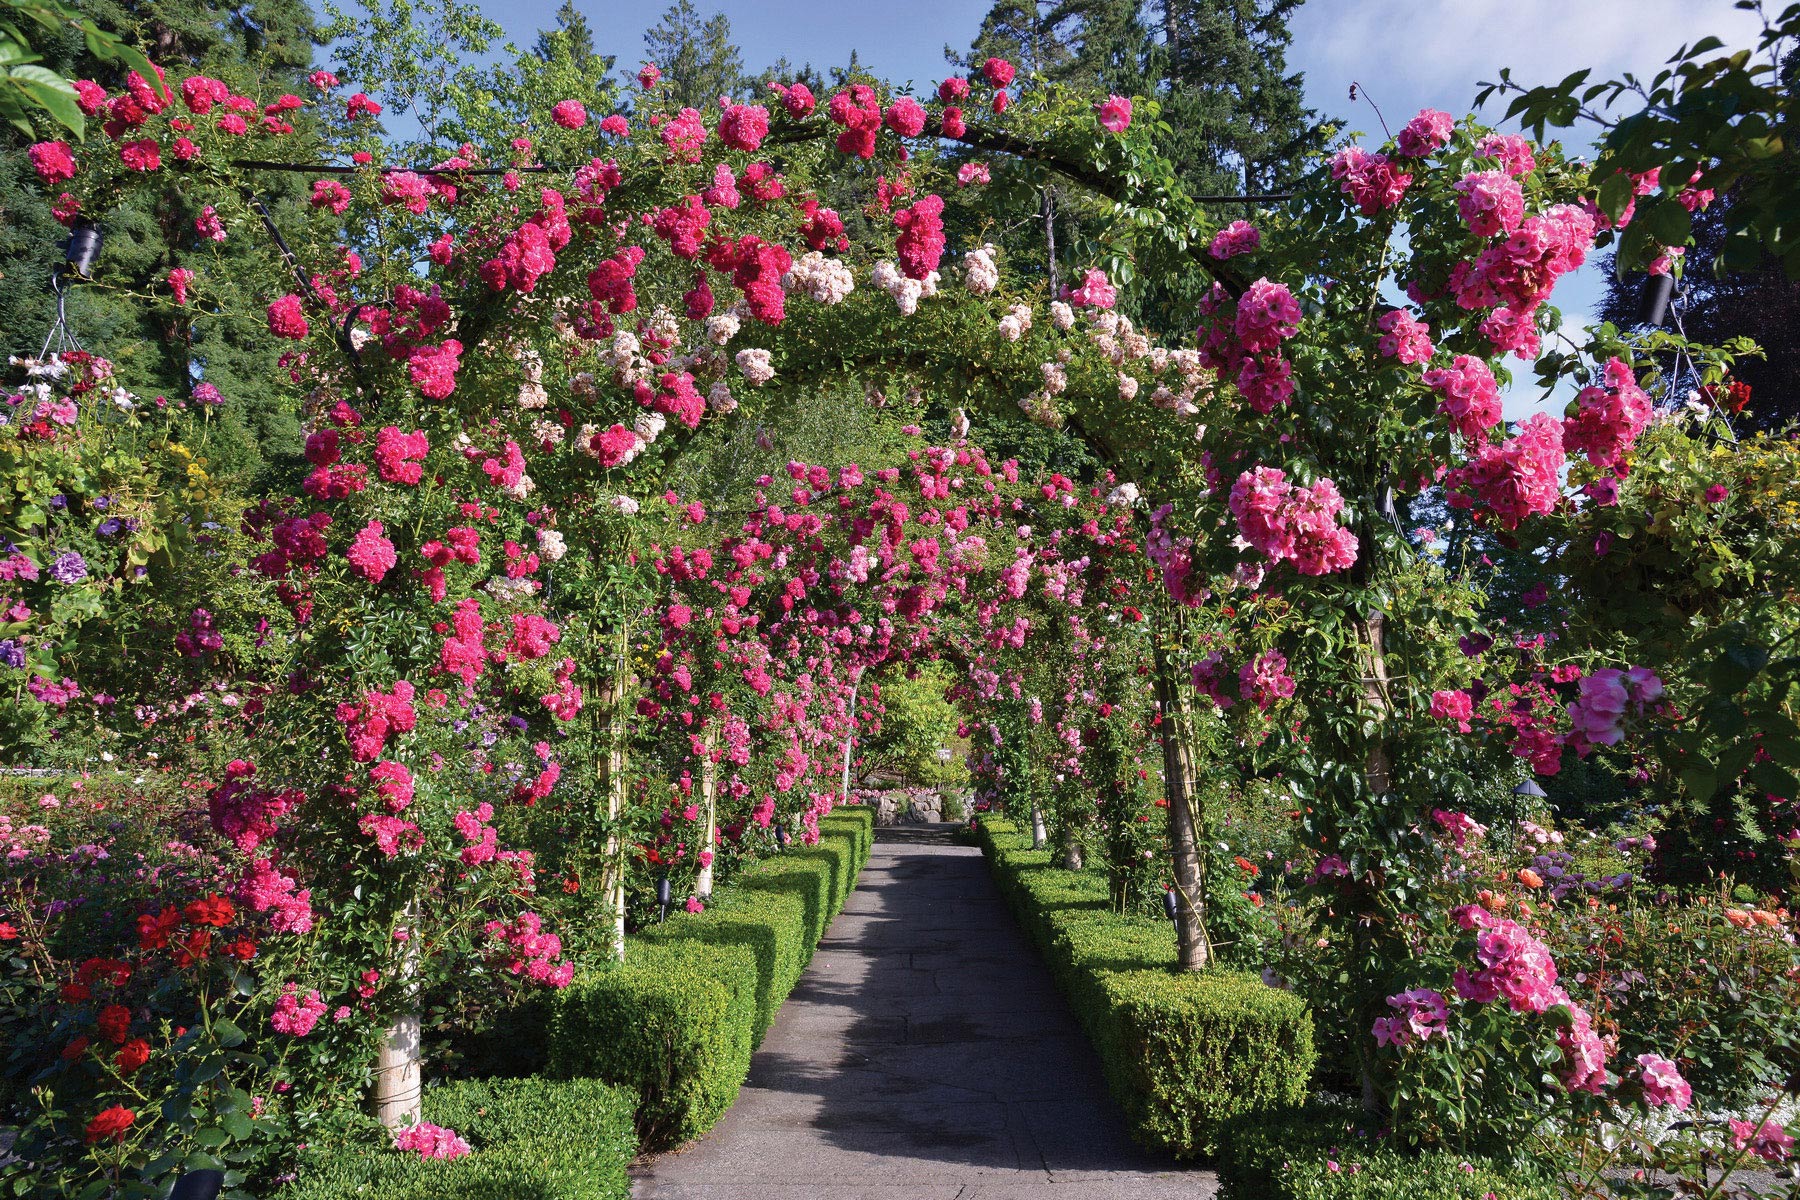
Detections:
[0, 0, 153, 137]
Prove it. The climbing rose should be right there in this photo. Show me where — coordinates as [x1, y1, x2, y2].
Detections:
[347, 520, 397, 583]
[1095, 95, 1132, 132]
[600, 113, 629, 137]
[1238, 649, 1296, 710]
[981, 57, 1016, 87]
[1330, 146, 1411, 215]
[660, 107, 708, 162]
[119, 139, 161, 171]
[270, 984, 327, 1036]
[777, 82, 816, 118]
[591, 424, 637, 467]
[637, 62, 662, 88]
[408, 340, 462, 399]
[1064, 268, 1116, 310]
[1208, 220, 1259, 259]
[1455, 170, 1526, 237]
[1234, 278, 1302, 352]
[373, 427, 428, 484]
[1395, 108, 1454, 157]
[1423, 355, 1502, 441]
[1375, 309, 1434, 364]
[551, 99, 586, 129]
[1430, 689, 1474, 732]
[28, 141, 77, 185]
[720, 103, 770, 151]
[1228, 467, 1359, 575]
[168, 267, 194, 306]
[267, 294, 309, 340]
[883, 96, 926, 138]
[893, 194, 946, 281]
[941, 106, 966, 139]
[1444, 412, 1565, 529]
[1562, 357, 1652, 470]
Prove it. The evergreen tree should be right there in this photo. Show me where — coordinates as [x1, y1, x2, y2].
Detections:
[641, 0, 743, 108]
[533, 0, 610, 76]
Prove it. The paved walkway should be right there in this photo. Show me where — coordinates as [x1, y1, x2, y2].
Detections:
[633, 828, 1216, 1199]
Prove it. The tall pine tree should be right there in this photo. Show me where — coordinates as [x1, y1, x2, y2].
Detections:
[641, 0, 743, 108]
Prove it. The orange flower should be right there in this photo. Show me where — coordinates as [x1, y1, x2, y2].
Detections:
[1478, 889, 1507, 913]
[1518, 868, 1544, 889]
[1725, 909, 1753, 929]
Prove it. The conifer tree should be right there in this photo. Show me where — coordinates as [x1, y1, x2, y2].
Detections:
[642, 0, 743, 107]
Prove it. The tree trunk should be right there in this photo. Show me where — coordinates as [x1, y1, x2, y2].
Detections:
[1029, 802, 1048, 849]
[1042, 187, 1059, 295]
[1152, 636, 1209, 971]
[1060, 838, 1085, 870]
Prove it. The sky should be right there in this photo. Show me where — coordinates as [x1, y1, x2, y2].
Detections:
[324, 0, 1773, 416]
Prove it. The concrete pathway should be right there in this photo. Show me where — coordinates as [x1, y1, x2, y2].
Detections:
[633, 828, 1216, 1199]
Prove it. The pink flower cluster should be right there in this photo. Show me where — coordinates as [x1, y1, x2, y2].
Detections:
[1330, 146, 1412, 215]
[1375, 308, 1434, 364]
[1443, 412, 1565, 529]
[1208, 220, 1259, 260]
[893, 194, 947, 281]
[1562, 357, 1652, 470]
[1228, 467, 1359, 576]
[1372, 987, 1447, 1047]
[1422, 355, 1502, 441]
[346, 520, 397, 583]
[335, 680, 417, 761]
[374, 426, 429, 484]
[483, 911, 574, 987]
[720, 102, 770, 151]
[239, 855, 314, 933]
[394, 1121, 472, 1160]
[1429, 689, 1473, 732]
[1450, 204, 1594, 359]
[270, 983, 327, 1036]
[1455, 170, 1526, 238]
[208, 760, 299, 854]
[1238, 649, 1296, 711]
[1064, 268, 1117, 310]
[1395, 108, 1453, 157]
[1565, 666, 1662, 754]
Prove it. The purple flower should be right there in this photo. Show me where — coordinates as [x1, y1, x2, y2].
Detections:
[0, 640, 24, 670]
[49, 551, 88, 584]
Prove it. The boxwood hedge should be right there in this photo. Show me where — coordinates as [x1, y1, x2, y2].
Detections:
[546, 806, 874, 1149]
[282, 1075, 637, 1200]
[976, 815, 1316, 1158]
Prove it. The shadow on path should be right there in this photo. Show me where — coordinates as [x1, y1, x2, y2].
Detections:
[632, 837, 1217, 1199]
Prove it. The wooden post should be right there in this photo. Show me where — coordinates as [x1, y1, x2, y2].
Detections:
[371, 906, 421, 1130]
[696, 729, 718, 899]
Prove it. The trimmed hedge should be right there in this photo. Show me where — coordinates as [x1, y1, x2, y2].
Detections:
[283, 1076, 636, 1200]
[547, 806, 874, 1149]
[977, 815, 1316, 1158]
[1215, 1103, 1561, 1200]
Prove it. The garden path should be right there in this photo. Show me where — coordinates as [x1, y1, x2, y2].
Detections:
[632, 827, 1216, 1199]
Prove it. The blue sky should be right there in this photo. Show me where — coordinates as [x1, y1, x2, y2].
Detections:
[328, 0, 1770, 415]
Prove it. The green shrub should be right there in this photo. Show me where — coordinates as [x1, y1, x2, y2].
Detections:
[546, 810, 874, 1150]
[282, 1076, 636, 1200]
[977, 816, 1316, 1158]
[1216, 1102, 1559, 1200]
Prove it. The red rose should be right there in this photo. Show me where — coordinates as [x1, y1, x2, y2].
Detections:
[60, 1035, 89, 1062]
[114, 1038, 150, 1075]
[84, 1105, 135, 1143]
[97, 1003, 132, 1044]
[183, 893, 235, 927]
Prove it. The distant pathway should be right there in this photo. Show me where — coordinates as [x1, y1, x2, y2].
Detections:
[633, 828, 1216, 1200]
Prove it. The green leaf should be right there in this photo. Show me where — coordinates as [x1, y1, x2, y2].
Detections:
[1597, 171, 1635, 222]
[213, 1017, 247, 1046]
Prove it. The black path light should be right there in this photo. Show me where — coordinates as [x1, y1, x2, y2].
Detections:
[656, 874, 672, 924]
[1163, 887, 1180, 922]
[1514, 779, 1548, 800]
